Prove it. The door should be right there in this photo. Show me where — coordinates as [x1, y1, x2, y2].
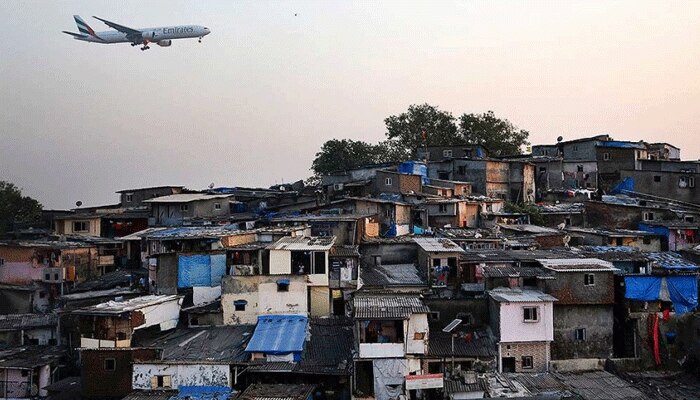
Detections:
[502, 357, 516, 373]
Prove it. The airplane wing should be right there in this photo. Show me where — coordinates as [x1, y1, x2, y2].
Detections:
[92, 16, 142, 36]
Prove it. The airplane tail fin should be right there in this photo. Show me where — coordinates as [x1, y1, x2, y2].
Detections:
[74, 15, 97, 37]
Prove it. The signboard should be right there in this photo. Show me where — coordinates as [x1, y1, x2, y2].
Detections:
[405, 374, 444, 390]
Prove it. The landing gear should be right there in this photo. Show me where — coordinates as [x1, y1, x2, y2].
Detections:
[140, 45, 150, 51]
[198, 37, 202, 43]
[131, 43, 137, 47]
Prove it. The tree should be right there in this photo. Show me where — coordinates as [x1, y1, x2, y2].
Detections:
[384, 103, 459, 156]
[311, 139, 386, 175]
[0, 181, 43, 236]
[457, 111, 530, 156]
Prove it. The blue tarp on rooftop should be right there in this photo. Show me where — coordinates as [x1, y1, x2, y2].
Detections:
[245, 315, 308, 357]
[610, 177, 635, 195]
[624, 276, 662, 301]
[176, 386, 233, 400]
[178, 254, 227, 288]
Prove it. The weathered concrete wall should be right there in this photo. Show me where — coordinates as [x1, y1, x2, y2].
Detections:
[497, 301, 554, 343]
[551, 304, 614, 360]
[155, 253, 178, 295]
[359, 242, 418, 266]
[498, 341, 550, 373]
[544, 272, 614, 305]
[585, 201, 675, 230]
[82, 348, 158, 398]
[221, 274, 307, 325]
[132, 363, 230, 390]
[620, 169, 699, 205]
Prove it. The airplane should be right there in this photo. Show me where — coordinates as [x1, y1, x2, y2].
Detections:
[63, 15, 210, 51]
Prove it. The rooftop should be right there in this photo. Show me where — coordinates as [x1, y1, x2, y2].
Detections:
[413, 237, 465, 253]
[0, 314, 58, 331]
[238, 384, 316, 400]
[481, 265, 555, 280]
[499, 224, 563, 234]
[142, 193, 233, 204]
[360, 263, 427, 287]
[537, 258, 619, 272]
[428, 328, 497, 358]
[329, 245, 361, 258]
[0, 346, 65, 369]
[73, 295, 182, 316]
[353, 294, 430, 319]
[116, 186, 184, 193]
[489, 288, 558, 303]
[136, 325, 254, 364]
[266, 236, 336, 251]
[245, 315, 308, 354]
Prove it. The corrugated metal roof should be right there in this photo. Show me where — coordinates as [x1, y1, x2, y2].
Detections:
[239, 384, 316, 400]
[353, 295, 430, 319]
[647, 252, 699, 271]
[329, 245, 360, 257]
[360, 264, 427, 287]
[245, 315, 308, 354]
[266, 236, 335, 251]
[481, 265, 554, 279]
[137, 325, 253, 363]
[428, 329, 496, 358]
[0, 314, 58, 331]
[537, 258, 619, 273]
[142, 193, 233, 203]
[489, 288, 557, 303]
[0, 346, 65, 369]
[73, 295, 182, 316]
[413, 237, 465, 253]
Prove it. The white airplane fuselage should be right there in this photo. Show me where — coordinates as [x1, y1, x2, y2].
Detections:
[74, 25, 209, 44]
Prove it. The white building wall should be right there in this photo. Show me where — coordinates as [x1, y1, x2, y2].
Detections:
[499, 301, 554, 343]
[132, 364, 230, 390]
[222, 276, 307, 325]
[269, 250, 291, 274]
[406, 314, 429, 354]
[134, 297, 183, 332]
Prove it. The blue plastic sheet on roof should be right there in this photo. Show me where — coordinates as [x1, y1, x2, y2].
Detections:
[667, 276, 698, 314]
[610, 177, 635, 195]
[413, 225, 425, 235]
[245, 315, 308, 355]
[624, 276, 661, 301]
[639, 224, 670, 238]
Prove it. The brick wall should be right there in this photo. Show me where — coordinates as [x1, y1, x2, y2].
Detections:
[499, 341, 549, 373]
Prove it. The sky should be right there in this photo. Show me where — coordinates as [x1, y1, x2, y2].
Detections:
[1, 1, 699, 209]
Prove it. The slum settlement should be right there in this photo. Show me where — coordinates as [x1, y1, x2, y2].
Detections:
[2, 135, 700, 400]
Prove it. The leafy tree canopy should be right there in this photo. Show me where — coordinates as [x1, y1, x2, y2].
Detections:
[384, 103, 458, 154]
[0, 181, 42, 235]
[311, 139, 405, 176]
[458, 111, 530, 156]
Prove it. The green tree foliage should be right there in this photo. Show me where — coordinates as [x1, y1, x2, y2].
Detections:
[0, 181, 43, 235]
[504, 202, 544, 224]
[458, 111, 530, 156]
[384, 103, 459, 154]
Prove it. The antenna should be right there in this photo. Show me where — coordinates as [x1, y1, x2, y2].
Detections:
[209, 183, 215, 189]
[556, 136, 563, 143]
[75, 201, 83, 208]
[443, 318, 462, 333]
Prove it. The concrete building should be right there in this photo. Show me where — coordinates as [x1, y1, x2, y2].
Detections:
[488, 288, 557, 373]
[414, 237, 465, 293]
[143, 193, 235, 226]
[537, 258, 618, 360]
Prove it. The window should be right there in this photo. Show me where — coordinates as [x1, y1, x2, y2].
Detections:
[438, 204, 448, 213]
[313, 251, 326, 274]
[39, 291, 46, 299]
[679, 177, 688, 188]
[577, 165, 584, 172]
[234, 300, 247, 311]
[573, 145, 579, 152]
[643, 212, 655, 221]
[385, 209, 393, 218]
[690, 177, 696, 188]
[521, 356, 534, 369]
[429, 311, 440, 321]
[539, 167, 547, 173]
[686, 216, 695, 223]
[276, 280, 290, 292]
[385, 177, 393, 186]
[125, 193, 133, 202]
[643, 237, 651, 245]
[104, 358, 116, 371]
[45, 273, 51, 281]
[458, 165, 466, 175]
[584, 273, 595, 286]
[653, 175, 661, 183]
[73, 221, 88, 232]
[523, 307, 539, 322]
[464, 149, 473, 158]
[214, 203, 221, 210]
[0, 258, 4, 266]
[180, 204, 189, 212]
[413, 332, 426, 340]
[603, 152, 610, 161]
[575, 328, 587, 341]
[152, 375, 172, 389]
[54, 273, 59, 280]
[443, 149, 453, 158]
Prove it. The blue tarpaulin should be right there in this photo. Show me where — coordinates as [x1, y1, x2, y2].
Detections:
[178, 254, 227, 288]
[624, 276, 662, 301]
[667, 276, 698, 314]
[610, 177, 635, 195]
[177, 386, 233, 400]
[625, 275, 698, 314]
[245, 315, 308, 358]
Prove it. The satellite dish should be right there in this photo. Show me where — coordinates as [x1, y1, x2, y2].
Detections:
[209, 183, 215, 189]
[556, 136, 563, 143]
[75, 201, 83, 207]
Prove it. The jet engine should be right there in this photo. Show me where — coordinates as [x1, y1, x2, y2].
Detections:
[157, 40, 172, 47]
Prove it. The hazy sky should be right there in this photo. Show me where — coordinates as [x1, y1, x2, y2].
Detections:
[2, 1, 699, 209]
